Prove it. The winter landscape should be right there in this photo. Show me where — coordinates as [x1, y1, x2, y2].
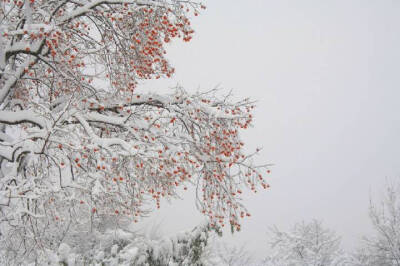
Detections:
[1, 0, 400, 265]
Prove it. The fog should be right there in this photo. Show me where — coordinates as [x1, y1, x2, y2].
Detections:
[140, 0, 400, 258]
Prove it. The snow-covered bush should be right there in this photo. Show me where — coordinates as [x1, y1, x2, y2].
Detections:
[17, 222, 221, 266]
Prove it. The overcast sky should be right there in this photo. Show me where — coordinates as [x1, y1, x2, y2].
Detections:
[139, 0, 400, 258]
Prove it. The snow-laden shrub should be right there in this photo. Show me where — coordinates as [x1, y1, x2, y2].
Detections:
[19, 222, 222, 266]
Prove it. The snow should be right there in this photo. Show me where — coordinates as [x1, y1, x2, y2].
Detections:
[23, 1, 33, 25]
[58, 243, 72, 262]
[0, 29, 5, 70]
[0, 57, 35, 103]
[5, 24, 54, 36]
[16, 209, 44, 219]
[92, 179, 105, 196]
[5, 39, 43, 54]
[119, 246, 138, 261]
[59, 0, 164, 23]
[0, 191, 10, 205]
[84, 112, 127, 126]
[15, 222, 221, 265]
[95, 251, 105, 261]
[111, 244, 118, 256]
[0, 1, 263, 265]
[74, 112, 135, 155]
[0, 146, 14, 161]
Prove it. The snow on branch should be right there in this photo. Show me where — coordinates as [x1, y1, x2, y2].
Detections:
[0, 110, 47, 128]
[59, 0, 166, 23]
[0, 1, 267, 264]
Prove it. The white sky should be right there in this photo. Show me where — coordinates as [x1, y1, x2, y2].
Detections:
[139, 0, 400, 259]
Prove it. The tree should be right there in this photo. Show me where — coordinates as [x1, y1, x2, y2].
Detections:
[212, 242, 254, 266]
[263, 220, 347, 266]
[351, 181, 400, 266]
[0, 0, 269, 263]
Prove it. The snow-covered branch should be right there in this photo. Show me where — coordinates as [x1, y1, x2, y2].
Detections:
[0, 110, 47, 128]
[0, 1, 267, 264]
[59, 0, 166, 23]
